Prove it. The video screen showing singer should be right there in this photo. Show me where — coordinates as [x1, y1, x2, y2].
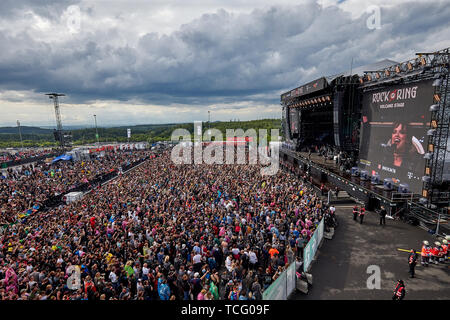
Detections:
[380, 121, 425, 179]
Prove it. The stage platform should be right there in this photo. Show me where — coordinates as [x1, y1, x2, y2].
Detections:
[280, 148, 419, 213]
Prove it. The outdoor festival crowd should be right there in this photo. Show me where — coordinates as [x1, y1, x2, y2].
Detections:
[0, 149, 57, 164]
[0, 149, 333, 300]
[0, 150, 148, 225]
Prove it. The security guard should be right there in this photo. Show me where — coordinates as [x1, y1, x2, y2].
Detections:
[352, 205, 359, 221]
[359, 206, 366, 224]
[438, 241, 445, 263]
[392, 280, 406, 300]
[421, 240, 431, 266]
[408, 249, 417, 278]
[379, 206, 387, 226]
[442, 238, 449, 261]
[431, 242, 441, 265]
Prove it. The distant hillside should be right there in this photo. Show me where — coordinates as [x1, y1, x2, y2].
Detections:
[0, 119, 281, 148]
[0, 126, 53, 135]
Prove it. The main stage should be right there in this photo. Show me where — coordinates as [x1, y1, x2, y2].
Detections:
[280, 47, 450, 233]
[281, 146, 442, 219]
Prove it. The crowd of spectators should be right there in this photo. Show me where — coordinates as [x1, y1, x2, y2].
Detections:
[0, 149, 57, 164]
[0, 150, 148, 225]
[0, 148, 333, 300]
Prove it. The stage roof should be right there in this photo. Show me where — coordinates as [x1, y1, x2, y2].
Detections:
[282, 59, 399, 101]
[325, 59, 398, 82]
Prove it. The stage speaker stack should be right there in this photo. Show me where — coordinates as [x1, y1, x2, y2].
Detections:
[333, 91, 344, 148]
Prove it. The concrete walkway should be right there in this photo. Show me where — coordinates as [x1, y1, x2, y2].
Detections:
[293, 205, 450, 300]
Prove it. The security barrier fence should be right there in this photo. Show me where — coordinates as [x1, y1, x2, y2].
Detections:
[262, 218, 325, 300]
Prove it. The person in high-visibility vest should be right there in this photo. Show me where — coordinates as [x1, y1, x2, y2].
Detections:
[442, 238, 449, 261]
[438, 241, 445, 263]
[421, 240, 431, 266]
[392, 280, 406, 300]
[359, 206, 366, 224]
[431, 242, 441, 265]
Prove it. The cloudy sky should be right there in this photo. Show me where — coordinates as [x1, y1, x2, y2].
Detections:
[0, 0, 449, 127]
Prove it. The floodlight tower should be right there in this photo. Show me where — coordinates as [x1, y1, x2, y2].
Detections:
[46, 93, 66, 149]
[17, 120, 24, 149]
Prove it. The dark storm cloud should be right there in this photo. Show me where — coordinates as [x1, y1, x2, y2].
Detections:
[0, 0, 449, 107]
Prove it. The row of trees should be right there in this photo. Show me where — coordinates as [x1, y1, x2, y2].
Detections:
[0, 119, 281, 148]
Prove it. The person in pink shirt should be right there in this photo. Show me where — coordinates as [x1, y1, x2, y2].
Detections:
[219, 225, 226, 237]
[197, 288, 207, 300]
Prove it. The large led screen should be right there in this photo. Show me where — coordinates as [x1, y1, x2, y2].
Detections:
[358, 79, 434, 194]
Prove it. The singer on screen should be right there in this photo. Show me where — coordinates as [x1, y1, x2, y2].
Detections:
[380, 121, 425, 174]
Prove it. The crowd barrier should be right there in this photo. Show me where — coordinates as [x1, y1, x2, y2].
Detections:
[303, 218, 325, 272]
[262, 217, 325, 300]
[262, 261, 297, 300]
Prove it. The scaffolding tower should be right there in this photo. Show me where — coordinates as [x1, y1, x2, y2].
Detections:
[46, 93, 66, 149]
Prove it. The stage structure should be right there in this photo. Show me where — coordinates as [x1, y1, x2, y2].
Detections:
[360, 47, 450, 208]
[281, 48, 450, 231]
[281, 60, 397, 154]
[46, 93, 73, 149]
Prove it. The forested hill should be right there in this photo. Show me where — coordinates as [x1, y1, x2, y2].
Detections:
[0, 126, 53, 135]
[0, 119, 281, 148]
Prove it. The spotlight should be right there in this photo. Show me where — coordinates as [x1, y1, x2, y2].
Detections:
[420, 57, 426, 66]
[429, 104, 440, 112]
[422, 176, 431, 182]
[367, 75, 372, 81]
[395, 65, 401, 73]
[385, 69, 390, 76]
[432, 79, 441, 87]
[423, 153, 433, 160]
[419, 196, 427, 204]
[407, 62, 413, 70]
[427, 129, 436, 136]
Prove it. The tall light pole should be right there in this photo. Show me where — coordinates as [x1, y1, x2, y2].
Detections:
[208, 110, 211, 130]
[17, 120, 24, 149]
[46, 93, 65, 150]
[93, 114, 100, 146]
